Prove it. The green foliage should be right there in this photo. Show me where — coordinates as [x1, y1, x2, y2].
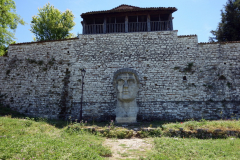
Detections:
[138, 128, 163, 138]
[102, 129, 134, 139]
[68, 124, 134, 139]
[0, 0, 25, 55]
[30, 3, 75, 41]
[183, 62, 194, 72]
[227, 82, 232, 88]
[0, 45, 8, 56]
[26, 58, 44, 65]
[48, 57, 55, 65]
[173, 66, 180, 70]
[210, 0, 240, 42]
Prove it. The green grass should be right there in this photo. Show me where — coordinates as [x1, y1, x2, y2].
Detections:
[1, 106, 240, 159]
[0, 105, 70, 128]
[163, 119, 240, 132]
[0, 116, 112, 159]
[145, 137, 240, 160]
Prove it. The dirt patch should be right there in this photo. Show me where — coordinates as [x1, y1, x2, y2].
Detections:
[104, 138, 153, 160]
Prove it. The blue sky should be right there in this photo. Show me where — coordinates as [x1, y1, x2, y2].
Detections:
[14, 0, 227, 43]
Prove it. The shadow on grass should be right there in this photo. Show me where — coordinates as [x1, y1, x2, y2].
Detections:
[0, 104, 171, 130]
[0, 105, 25, 118]
[0, 105, 69, 128]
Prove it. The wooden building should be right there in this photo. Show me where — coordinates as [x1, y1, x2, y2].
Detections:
[81, 4, 177, 34]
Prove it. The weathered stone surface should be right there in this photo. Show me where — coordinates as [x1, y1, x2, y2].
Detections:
[113, 68, 139, 123]
[0, 31, 239, 121]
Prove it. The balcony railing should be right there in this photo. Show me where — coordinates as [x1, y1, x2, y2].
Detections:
[83, 20, 172, 34]
[151, 21, 172, 31]
[84, 24, 104, 34]
[128, 22, 147, 32]
[106, 23, 125, 33]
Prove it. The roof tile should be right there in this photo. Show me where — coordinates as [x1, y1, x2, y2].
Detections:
[81, 4, 177, 17]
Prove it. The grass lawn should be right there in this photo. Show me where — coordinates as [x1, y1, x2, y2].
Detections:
[145, 137, 240, 160]
[1, 106, 240, 160]
[0, 116, 111, 160]
[162, 119, 240, 132]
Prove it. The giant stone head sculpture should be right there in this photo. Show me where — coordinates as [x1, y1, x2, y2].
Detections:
[113, 68, 139, 123]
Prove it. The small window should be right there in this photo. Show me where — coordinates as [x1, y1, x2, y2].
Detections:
[183, 76, 187, 81]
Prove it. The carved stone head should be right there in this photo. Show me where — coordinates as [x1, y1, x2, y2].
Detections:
[113, 68, 139, 102]
[113, 68, 140, 123]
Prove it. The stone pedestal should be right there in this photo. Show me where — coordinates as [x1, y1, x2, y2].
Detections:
[115, 100, 139, 123]
[116, 117, 137, 123]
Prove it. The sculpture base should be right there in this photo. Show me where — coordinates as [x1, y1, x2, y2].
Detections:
[116, 117, 137, 123]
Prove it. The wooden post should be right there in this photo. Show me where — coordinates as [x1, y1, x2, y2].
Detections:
[125, 16, 128, 33]
[170, 14, 173, 30]
[93, 18, 96, 34]
[136, 16, 138, 32]
[147, 14, 151, 32]
[103, 17, 107, 33]
[82, 20, 85, 34]
[159, 15, 161, 31]
[167, 14, 172, 31]
[83, 24, 85, 34]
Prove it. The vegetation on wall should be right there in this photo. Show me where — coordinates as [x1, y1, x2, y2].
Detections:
[59, 69, 71, 119]
[183, 62, 194, 73]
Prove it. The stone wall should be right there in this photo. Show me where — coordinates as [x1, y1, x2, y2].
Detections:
[0, 31, 239, 121]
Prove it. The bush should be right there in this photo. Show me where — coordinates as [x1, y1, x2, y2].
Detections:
[138, 128, 163, 138]
[102, 129, 133, 139]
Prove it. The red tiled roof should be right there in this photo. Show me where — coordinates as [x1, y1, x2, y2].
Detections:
[81, 4, 177, 17]
[112, 4, 141, 10]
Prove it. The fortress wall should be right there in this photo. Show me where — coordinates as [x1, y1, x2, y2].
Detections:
[0, 31, 239, 121]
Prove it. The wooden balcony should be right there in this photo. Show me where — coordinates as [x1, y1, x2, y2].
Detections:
[83, 20, 173, 34]
[107, 23, 125, 33]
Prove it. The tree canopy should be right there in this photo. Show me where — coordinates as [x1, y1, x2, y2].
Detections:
[209, 0, 240, 42]
[30, 3, 76, 41]
[0, 0, 25, 55]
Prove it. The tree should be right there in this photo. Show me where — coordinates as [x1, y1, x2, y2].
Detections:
[30, 3, 75, 41]
[0, 0, 25, 56]
[209, 0, 240, 42]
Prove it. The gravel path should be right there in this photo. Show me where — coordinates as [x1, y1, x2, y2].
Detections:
[104, 138, 153, 160]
